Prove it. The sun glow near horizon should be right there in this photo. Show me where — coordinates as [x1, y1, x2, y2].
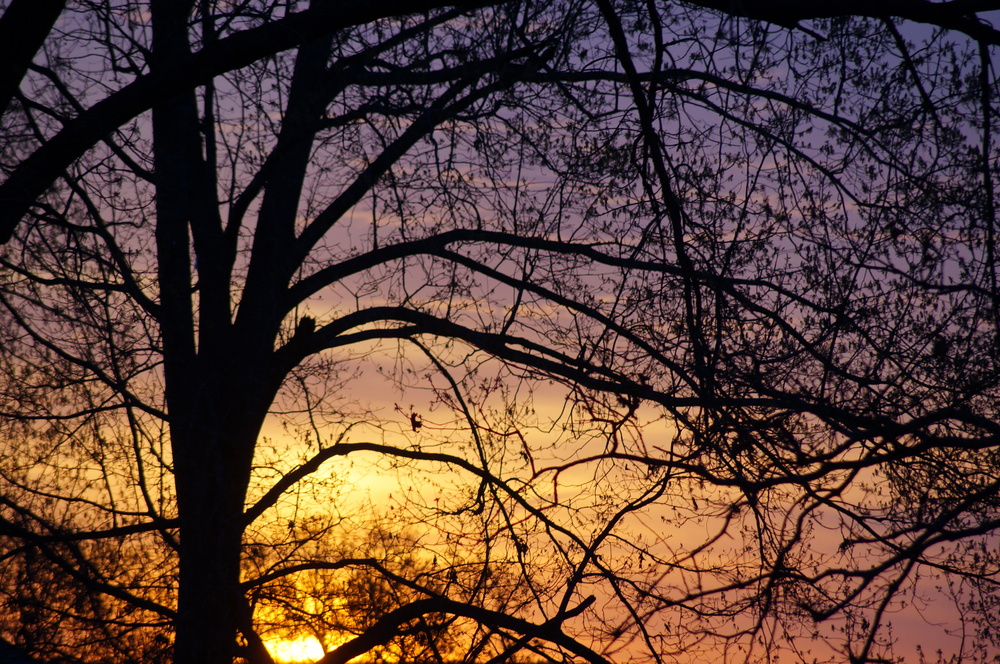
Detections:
[265, 635, 326, 663]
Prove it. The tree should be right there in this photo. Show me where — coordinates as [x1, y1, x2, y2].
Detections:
[249, 526, 470, 662]
[1, 1, 1000, 663]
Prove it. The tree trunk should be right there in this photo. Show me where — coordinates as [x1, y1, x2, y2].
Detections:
[165, 350, 277, 664]
[147, 2, 255, 659]
[173, 483, 246, 664]
[172, 429, 250, 664]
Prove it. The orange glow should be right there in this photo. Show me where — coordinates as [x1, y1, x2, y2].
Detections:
[265, 635, 325, 663]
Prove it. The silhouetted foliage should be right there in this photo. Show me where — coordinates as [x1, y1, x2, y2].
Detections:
[2, 1, 1000, 664]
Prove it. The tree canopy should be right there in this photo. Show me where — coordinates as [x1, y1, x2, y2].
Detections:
[1, 1, 1000, 664]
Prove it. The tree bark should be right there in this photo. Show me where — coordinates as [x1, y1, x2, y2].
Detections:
[172, 431, 249, 664]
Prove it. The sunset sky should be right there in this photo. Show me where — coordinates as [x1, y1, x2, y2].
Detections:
[1, 2, 999, 664]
